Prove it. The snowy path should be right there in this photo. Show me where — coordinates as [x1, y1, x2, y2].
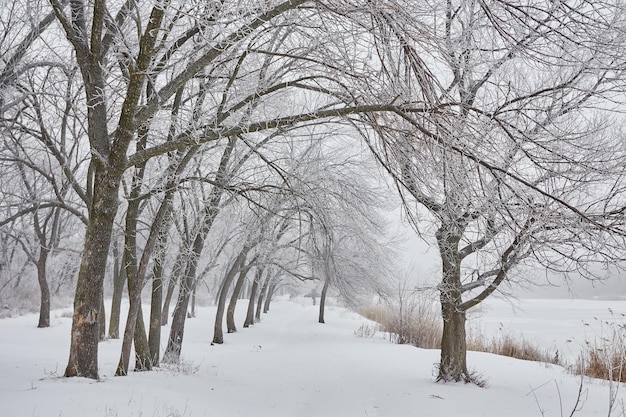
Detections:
[0, 299, 623, 417]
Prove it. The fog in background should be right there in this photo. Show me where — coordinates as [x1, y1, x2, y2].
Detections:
[393, 219, 626, 301]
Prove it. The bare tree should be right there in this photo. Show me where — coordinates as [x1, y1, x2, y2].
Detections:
[366, 0, 626, 382]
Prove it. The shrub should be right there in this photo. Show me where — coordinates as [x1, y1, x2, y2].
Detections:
[358, 289, 442, 349]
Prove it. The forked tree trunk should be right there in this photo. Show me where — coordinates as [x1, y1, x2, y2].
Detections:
[55, 0, 312, 380]
[227, 262, 254, 333]
[116, 170, 153, 375]
[318, 279, 330, 324]
[213, 247, 250, 344]
[163, 230, 209, 362]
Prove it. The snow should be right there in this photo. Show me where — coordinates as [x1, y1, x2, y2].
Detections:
[1, 298, 624, 417]
[471, 298, 626, 361]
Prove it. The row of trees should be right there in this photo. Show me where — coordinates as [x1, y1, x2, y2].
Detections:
[2, 0, 626, 384]
[0, 0, 403, 379]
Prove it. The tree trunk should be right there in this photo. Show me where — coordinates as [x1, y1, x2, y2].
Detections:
[148, 235, 166, 367]
[161, 254, 183, 325]
[163, 265, 194, 362]
[438, 296, 468, 382]
[435, 225, 470, 382]
[36, 249, 50, 328]
[213, 247, 249, 344]
[244, 269, 262, 327]
[164, 202, 228, 361]
[132, 306, 151, 371]
[263, 282, 276, 314]
[318, 279, 330, 324]
[190, 281, 197, 318]
[255, 274, 271, 321]
[116, 169, 153, 375]
[108, 239, 125, 339]
[226, 263, 254, 333]
[65, 168, 122, 379]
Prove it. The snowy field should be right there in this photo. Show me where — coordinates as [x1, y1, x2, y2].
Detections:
[1, 298, 625, 417]
[471, 297, 626, 361]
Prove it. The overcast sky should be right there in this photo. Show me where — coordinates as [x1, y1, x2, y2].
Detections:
[392, 215, 626, 301]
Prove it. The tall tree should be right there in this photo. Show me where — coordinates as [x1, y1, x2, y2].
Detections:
[366, 0, 626, 382]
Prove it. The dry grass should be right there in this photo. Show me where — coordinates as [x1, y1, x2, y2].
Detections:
[358, 297, 442, 349]
[363, 300, 626, 387]
[573, 314, 626, 383]
[576, 347, 626, 382]
[468, 332, 560, 365]
[358, 301, 560, 366]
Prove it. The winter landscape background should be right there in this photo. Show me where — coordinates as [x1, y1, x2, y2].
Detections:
[3, 1, 626, 416]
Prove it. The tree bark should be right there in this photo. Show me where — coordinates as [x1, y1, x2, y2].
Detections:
[65, 167, 122, 379]
[108, 238, 125, 339]
[255, 273, 271, 321]
[263, 282, 276, 314]
[99, 293, 106, 341]
[435, 224, 470, 382]
[163, 263, 194, 362]
[318, 279, 330, 324]
[60, 0, 143, 378]
[161, 251, 183, 325]
[163, 206, 221, 360]
[148, 236, 166, 367]
[36, 249, 50, 328]
[190, 281, 197, 318]
[116, 155, 153, 375]
[439, 295, 468, 382]
[132, 307, 151, 371]
[244, 269, 262, 327]
[227, 262, 254, 333]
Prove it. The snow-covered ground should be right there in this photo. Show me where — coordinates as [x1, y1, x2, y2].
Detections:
[471, 297, 626, 361]
[1, 298, 624, 417]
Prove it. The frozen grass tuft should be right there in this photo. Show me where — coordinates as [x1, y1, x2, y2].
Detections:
[357, 292, 442, 349]
[354, 322, 379, 338]
[468, 332, 560, 365]
[573, 312, 626, 383]
[159, 358, 201, 376]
